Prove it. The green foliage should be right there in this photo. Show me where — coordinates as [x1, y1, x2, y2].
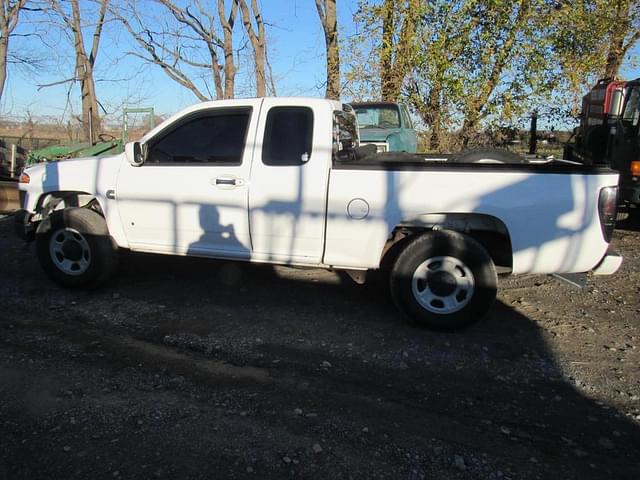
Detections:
[343, 0, 640, 150]
[551, 0, 640, 113]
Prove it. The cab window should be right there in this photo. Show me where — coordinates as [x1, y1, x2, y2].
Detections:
[262, 107, 314, 166]
[355, 106, 400, 129]
[147, 108, 251, 165]
[622, 88, 640, 125]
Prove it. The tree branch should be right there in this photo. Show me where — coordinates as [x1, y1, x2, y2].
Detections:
[90, 0, 109, 66]
[36, 76, 77, 89]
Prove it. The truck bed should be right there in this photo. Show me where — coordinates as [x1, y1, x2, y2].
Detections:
[325, 152, 619, 274]
[334, 150, 616, 174]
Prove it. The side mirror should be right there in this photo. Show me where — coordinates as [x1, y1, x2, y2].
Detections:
[131, 142, 146, 166]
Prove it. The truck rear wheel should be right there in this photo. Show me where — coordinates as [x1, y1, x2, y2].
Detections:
[36, 207, 118, 288]
[390, 231, 497, 329]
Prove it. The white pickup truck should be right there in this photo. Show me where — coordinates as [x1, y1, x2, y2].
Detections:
[16, 97, 622, 329]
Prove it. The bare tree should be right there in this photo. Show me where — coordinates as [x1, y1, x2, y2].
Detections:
[0, 0, 28, 102]
[114, 0, 268, 100]
[237, 0, 265, 97]
[314, 0, 339, 100]
[47, 0, 108, 141]
[115, 12, 198, 100]
[156, 0, 240, 99]
[113, 0, 239, 100]
[218, 0, 238, 98]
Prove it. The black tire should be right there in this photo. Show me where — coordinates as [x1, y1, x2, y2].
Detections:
[451, 148, 526, 164]
[36, 207, 118, 288]
[389, 230, 497, 330]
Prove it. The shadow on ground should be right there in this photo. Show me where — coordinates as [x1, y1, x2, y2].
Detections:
[1, 220, 639, 479]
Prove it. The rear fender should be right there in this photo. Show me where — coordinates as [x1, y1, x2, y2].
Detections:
[382, 213, 513, 271]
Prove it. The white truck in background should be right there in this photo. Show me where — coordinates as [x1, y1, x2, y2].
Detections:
[16, 97, 622, 329]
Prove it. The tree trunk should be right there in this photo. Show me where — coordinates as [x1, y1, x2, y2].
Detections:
[604, 36, 625, 79]
[218, 0, 237, 99]
[324, 0, 339, 100]
[77, 57, 100, 142]
[238, 0, 266, 97]
[0, 33, 7, 101]
[603, 1, 639, 79]
[58, 0, 106, 142]
[426, 87, 442, 150]
[0, 0, 27, 103]
[315, 0, 340, 100]
[460, 115, 478, 148]
[380, 0, 419, 102]
[32, 0, 109, 142]
[380, 0, 394, 101]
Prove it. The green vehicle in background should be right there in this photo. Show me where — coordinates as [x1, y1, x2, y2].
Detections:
[27, 137, 123, 166]
[27, 107, 155, 167]
[351, 102, 418, 153]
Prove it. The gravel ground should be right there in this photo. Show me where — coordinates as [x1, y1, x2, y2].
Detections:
[1, 213, 639, 480]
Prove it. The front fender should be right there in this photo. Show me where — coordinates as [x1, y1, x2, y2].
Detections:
[20, 155, 123, 212]
[385, 132, 404, 152]
[19, 154, 130, 249]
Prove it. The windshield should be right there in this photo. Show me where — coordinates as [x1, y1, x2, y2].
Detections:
[354, 106, 401, 129]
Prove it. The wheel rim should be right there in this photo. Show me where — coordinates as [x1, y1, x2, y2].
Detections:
[49, 227, 92, 276]
[411, 256, 475, 314]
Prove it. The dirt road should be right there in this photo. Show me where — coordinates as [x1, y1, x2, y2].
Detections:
[1, 214, 639, 479]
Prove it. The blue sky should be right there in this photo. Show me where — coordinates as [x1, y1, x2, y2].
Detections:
[2, 0, 640, 128]
[1, 0, 362, 121]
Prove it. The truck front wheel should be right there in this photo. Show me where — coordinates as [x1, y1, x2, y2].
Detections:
[390, 231, 497, 329]
[36, 207, 118, 288]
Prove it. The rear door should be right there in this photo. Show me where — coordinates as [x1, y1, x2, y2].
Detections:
[248, 99, 332, 263]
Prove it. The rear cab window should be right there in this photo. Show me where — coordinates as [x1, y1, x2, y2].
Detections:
[262, 107, 314, 166]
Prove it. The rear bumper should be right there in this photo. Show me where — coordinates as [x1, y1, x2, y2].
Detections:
[592, 250, 623, 275]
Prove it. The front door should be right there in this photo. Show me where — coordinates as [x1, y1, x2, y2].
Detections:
[116, 101, 261, 258]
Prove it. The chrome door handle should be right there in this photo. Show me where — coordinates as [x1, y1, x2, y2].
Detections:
[211, 176, 245, 189]
[215, 178, 236, 185]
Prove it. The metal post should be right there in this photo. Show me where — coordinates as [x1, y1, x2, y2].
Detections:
[122, 107, 155, 143]
[529, 111, 538, 155]
[10, 144, 16, 178]
[123, 110, 129, 144]
[88, 107, 94, 145]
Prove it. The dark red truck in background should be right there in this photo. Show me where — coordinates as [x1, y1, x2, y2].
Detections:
[565, 78, 640, 208]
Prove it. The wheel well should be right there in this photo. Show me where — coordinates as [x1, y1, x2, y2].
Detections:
[36, 191, 104, 218]
[380, 214, 513, 272]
